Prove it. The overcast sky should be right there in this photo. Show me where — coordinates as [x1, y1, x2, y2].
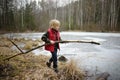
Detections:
[35, 0, 78, 6]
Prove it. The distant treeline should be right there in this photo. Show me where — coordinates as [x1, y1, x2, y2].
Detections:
[0, 0, 120, 32]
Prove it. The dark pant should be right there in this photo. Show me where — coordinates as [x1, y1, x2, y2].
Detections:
[49, 48, 58, 68]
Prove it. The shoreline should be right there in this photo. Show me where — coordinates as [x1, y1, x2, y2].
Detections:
[0, 37, 111, 80]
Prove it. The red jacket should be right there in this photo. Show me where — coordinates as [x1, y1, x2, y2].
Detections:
[45, 28, 60, 52]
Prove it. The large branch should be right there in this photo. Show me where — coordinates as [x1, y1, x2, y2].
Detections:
[4, 40, 100, 61]
[58, 40, 100, 45]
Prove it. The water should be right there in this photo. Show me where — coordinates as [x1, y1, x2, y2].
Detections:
[1, 32, 120, 80]
[60, 32, 120, 80]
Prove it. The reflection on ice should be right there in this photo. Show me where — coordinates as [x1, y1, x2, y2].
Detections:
[84, 37, 106, 42]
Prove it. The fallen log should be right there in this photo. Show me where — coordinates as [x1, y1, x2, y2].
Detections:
[3, 40, 100, 61]
[96, 72, 110, 80]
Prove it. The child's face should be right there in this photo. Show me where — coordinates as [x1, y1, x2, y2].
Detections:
[54, 26, 60, 30]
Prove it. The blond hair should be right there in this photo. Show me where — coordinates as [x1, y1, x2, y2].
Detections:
[49, 19, 60, 28]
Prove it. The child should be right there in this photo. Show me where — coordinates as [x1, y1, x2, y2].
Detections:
[41, 19, 62, 73]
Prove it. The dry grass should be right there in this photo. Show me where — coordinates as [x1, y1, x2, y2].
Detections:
[58, 60, 84, 80]
[23, 40, 40, 50]
[0, 38, 84, 80]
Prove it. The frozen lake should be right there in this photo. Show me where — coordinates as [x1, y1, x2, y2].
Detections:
[61, 32, 120, 80]
[1, 32, 120, 80]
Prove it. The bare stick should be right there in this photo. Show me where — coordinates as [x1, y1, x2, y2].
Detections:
[3, 43, 48, 61]
[59, 40, 100, 45]
[4, 40, 100, 61]
[8, 38, 24, 53]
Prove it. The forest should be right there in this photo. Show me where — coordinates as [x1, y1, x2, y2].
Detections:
[0, 0, 120, 80]
[0, 0, 120, 32]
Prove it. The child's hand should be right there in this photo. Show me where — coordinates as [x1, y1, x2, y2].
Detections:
[50, 40, 55, 44]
